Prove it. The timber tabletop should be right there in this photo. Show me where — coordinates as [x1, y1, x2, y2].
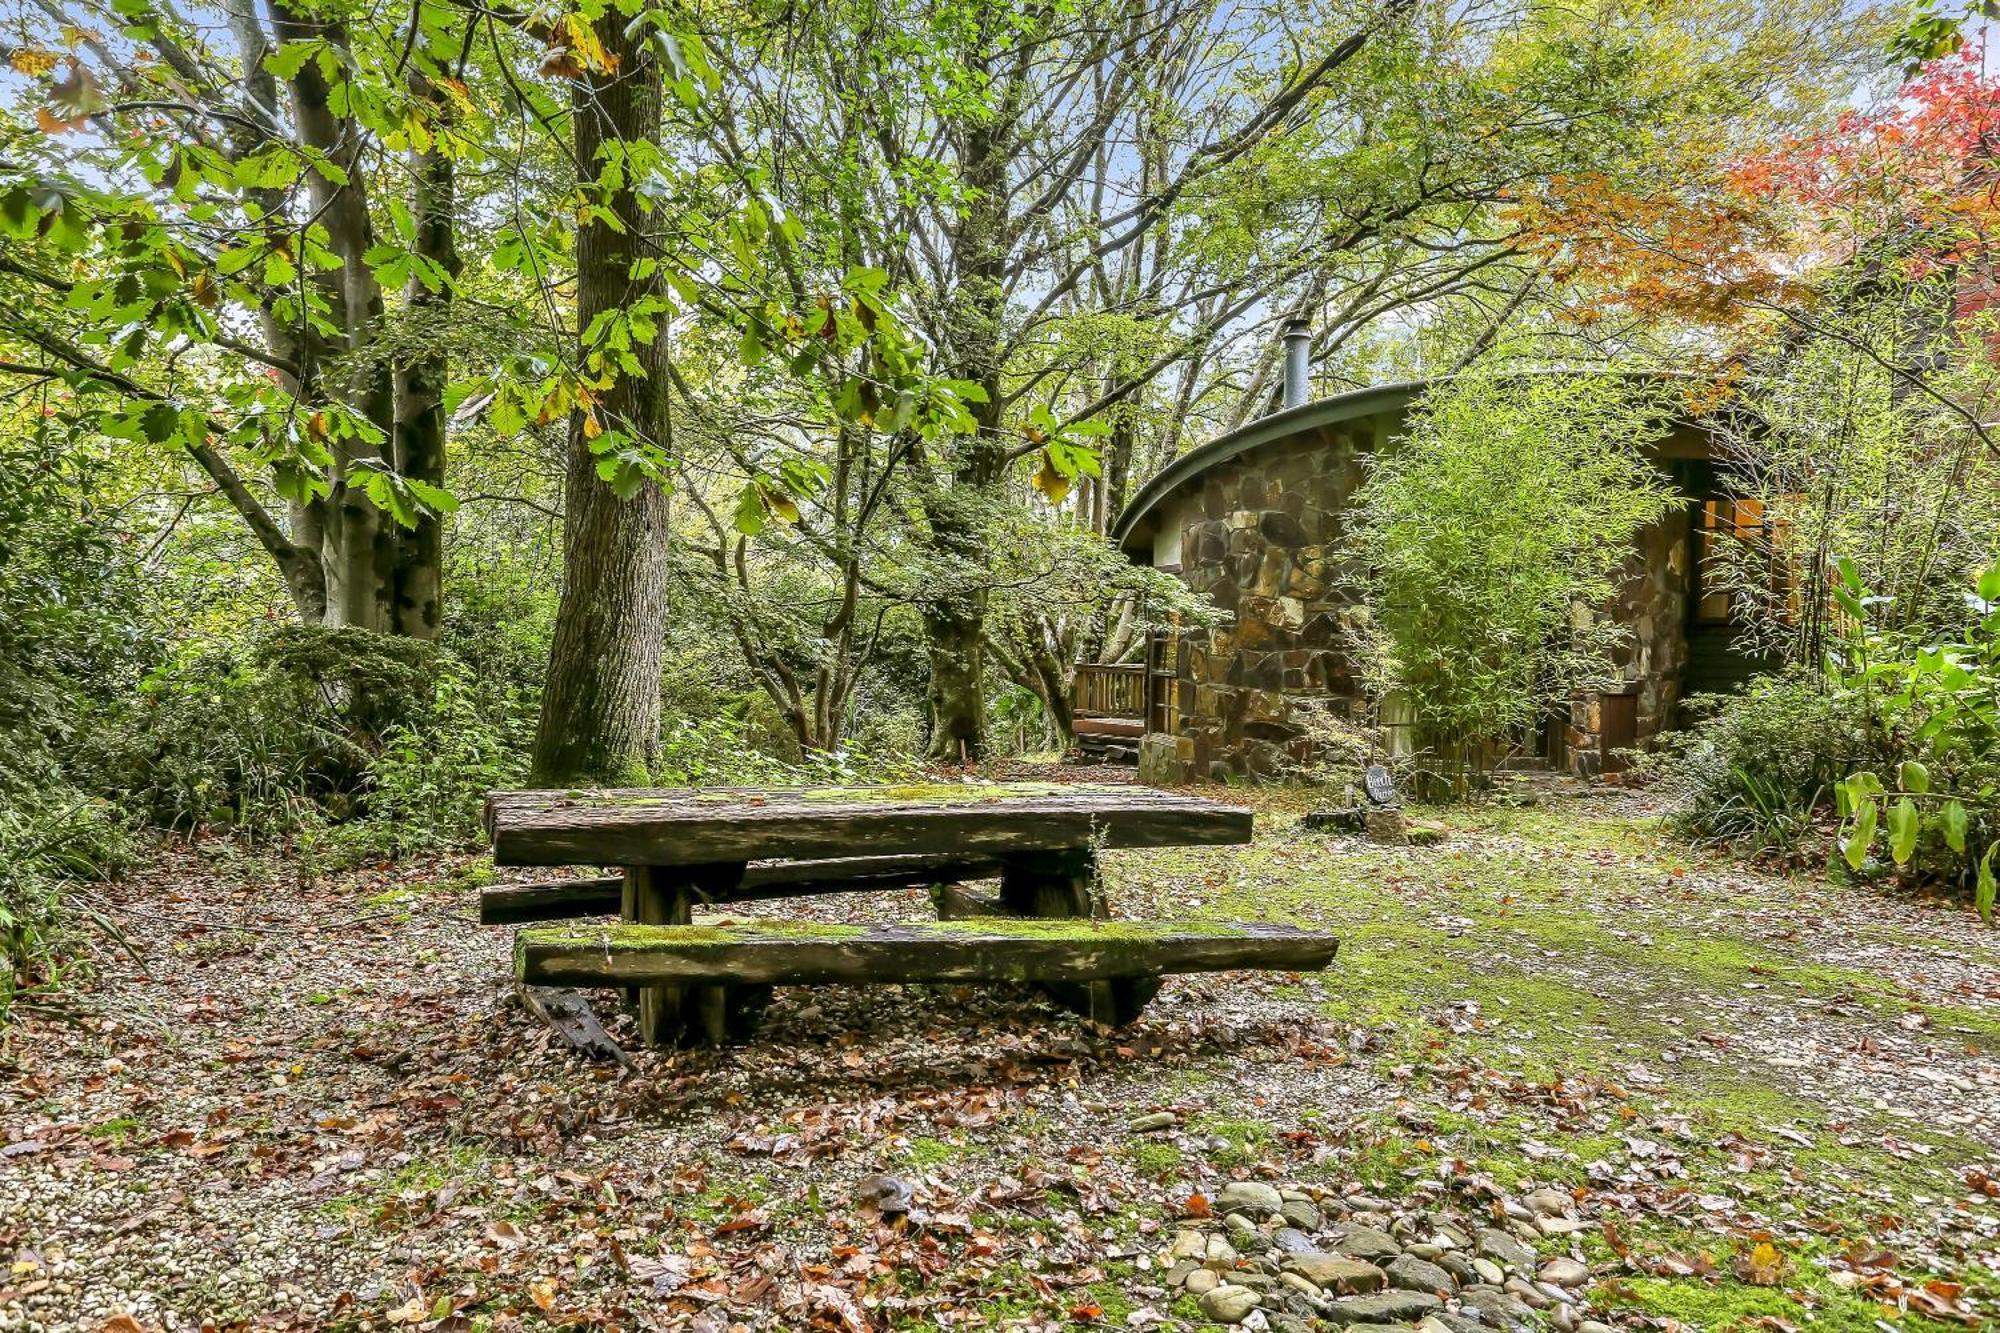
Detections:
[485, 782, 1253, 867]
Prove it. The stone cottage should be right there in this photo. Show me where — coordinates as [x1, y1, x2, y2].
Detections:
[1096, 353, 1772, 783]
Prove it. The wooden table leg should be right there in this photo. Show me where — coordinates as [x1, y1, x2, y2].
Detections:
[624, 863, 772, 1048]
[995, 848, 1161, 1026]
[997, 848, 1099, 919]
[625, 866, 690, 1047]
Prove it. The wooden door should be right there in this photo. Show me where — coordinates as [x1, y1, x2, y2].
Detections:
[1599, 692, 1638, 773]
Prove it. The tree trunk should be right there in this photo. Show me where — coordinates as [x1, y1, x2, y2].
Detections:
[908, 17, 1032, 764]
[271, 0, 398, 634]
[391, 83, 457, 640]
[924, 601, 987, 764]
[531, 17, 674, 787]
[1034, 649, 1075, 751]
[387, 115, 454, 637]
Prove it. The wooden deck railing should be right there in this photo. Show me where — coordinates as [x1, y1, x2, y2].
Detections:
[1073, 662, 1146, 718]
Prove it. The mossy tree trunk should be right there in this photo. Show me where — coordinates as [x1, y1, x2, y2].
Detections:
[531, 17, 675, 787]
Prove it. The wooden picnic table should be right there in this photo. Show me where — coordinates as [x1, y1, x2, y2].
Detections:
[484, 782, 1330, 1049]
[485, 783, 1251, 866]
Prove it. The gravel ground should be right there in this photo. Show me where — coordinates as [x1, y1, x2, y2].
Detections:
[3, 782, 1997, 1332]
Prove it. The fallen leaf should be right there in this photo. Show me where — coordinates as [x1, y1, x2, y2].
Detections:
[484, 1220, 527, 1248]
[1735, 1241, 1784, 1286]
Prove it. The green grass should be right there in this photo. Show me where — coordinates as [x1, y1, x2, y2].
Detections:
[1603, 1271, 1968, 1333]
[901, 1136, 962, 1168]
[1190, 1114, 1275, 1168]
[1103, 791, 1996, 1326]
[84, 1116, 142, 1146]
[1121, 1139, 1187, 1178]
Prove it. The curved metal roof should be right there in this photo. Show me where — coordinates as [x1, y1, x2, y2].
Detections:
[1110, 379, 1426, 550]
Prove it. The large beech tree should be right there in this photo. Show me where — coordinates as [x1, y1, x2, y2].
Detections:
[528, 10, 677, 785]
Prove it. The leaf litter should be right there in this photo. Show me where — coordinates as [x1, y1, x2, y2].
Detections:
[0, 782, 1994, 1331]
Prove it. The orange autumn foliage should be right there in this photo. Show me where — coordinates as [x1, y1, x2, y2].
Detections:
[1508, 47, 2000, 336]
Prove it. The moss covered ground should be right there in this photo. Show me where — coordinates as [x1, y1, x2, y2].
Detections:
[6, 779, 1994, 1331]
[1094, 782, 2000, 1329]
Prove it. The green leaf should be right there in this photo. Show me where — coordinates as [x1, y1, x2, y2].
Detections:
[0, 187, 39, 238]
[1898, 760, 1931, 794]
[364, 243, 413, 289]
[1842, 799, 1877, 872]
[488, 391, 526, 437]
[831, 378, 868, 423]
[1887, 797, 1919, 866]
[264, 40, 319, 80]
[1943, 799, 1968, 855]
[844, 265, 890, 294]
[235, 147, 302, 191]
[271, 459, 331, 504]
[295, 145, 349, 188]
[360, 468, 419, 529]
[1835, 556, 1864, 595]
[404, 478, 459, 516]
[1979, 842, 1998, 926]
[139, 401, 183, 444]
[592, 452, 651, 501]
[732, 484, 768, 536]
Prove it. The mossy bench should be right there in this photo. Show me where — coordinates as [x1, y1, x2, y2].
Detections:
[479, 853, 1006, 924]
[515, 919, 1337, 1032]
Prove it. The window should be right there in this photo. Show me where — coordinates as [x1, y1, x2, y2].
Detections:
[1695, 497, 1800, 626]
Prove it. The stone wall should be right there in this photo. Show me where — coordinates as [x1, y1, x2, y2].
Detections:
[1143, 423, 1702, 783]
[1565, 506, 1693, 772]
[1156, 424, 1374, 781]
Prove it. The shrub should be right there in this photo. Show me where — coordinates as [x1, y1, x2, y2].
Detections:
[95, 625, 520, 851]
[1646, 669, 1871, 853]
[97, 626, 436, 836]
[0, 793, 132, 1021]
[654, 710, 922, 787]
[1657, 559, 2000, 920]
[0, 437, 151, 1017]
[1348, 370, 1678, 795]
[1831, 560, 2000, 918]
[327, 663, 526, 861]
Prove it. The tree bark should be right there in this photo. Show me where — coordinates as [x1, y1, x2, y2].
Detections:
[531, 17, 674, 786]
[270, 0, 398, 633]
[921, 102, 1011, 760]
[1033, 647, 1075, 751]
[392, 78, 458, 640]
[924, 600, 988, 763]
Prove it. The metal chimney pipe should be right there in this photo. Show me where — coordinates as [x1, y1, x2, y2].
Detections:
[1281, 317, 1312, 410]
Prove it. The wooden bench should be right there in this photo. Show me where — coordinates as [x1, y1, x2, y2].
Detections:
[484, 783, 1334, 1048]
[479, 853, 1005, 924]
[516, 920, 1336, 1037]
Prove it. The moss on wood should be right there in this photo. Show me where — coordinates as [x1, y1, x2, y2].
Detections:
[795, 782, 1090, 804]
[518, 916, 1264, 952]
[519, 921, 871, 950]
